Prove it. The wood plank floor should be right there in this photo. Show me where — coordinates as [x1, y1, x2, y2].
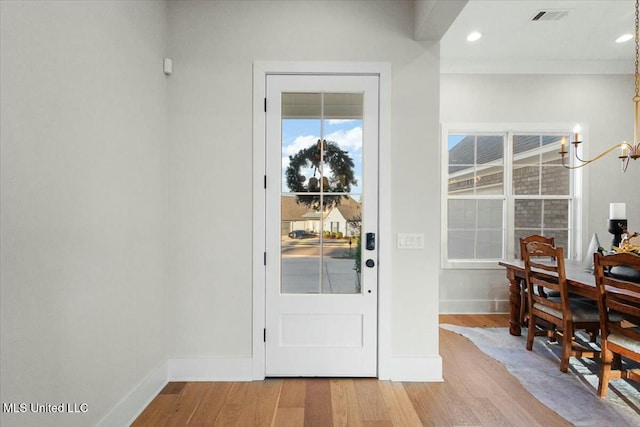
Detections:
[132, 314, 571, 426]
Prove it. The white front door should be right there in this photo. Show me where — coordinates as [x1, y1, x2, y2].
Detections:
[265, 74, 379, 377]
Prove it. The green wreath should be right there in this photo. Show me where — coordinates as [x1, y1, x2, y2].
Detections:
[285, 139, 357, 210]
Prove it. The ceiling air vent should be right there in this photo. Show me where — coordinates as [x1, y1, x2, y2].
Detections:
[531, 10, 569, 21]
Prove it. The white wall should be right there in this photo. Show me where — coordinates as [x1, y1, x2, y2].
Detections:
[167, 0, 441, 374]
[440, 73, 640, 313]
[0, 1, 169, 426]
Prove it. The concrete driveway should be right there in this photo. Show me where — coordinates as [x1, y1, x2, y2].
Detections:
[281, 237, 360, 293]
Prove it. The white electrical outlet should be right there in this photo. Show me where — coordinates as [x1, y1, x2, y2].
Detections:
[397, 233, 424, 249]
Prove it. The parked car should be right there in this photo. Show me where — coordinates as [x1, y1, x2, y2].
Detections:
[288, 230, 313, 239]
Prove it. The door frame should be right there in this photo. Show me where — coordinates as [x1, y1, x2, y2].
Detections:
[252, 61, 391, 380]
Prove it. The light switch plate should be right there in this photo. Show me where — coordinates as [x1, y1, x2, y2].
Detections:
[397, 233, 424, 249]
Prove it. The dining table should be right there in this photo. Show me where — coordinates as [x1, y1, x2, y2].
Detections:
[498, 259, 599, 336]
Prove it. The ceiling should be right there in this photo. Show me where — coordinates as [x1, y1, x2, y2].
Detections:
[437, 0, 636, 74]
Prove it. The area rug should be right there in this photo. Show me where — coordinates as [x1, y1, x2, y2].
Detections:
[440, 324, 640, 427]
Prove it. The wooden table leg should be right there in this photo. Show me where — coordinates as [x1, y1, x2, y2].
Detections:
[506, 269, 522, 336]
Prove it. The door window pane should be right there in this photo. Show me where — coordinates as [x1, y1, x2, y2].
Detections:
[280, 92, 363, 294]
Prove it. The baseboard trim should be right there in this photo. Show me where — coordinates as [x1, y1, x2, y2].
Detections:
[389, 356, 443, 382]
[98, 360, 168, 427]
[439, 299, 509, 314]
[168, 357, 254, 381]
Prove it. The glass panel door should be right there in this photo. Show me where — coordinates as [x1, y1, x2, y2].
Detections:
[265, 74, 378, 377]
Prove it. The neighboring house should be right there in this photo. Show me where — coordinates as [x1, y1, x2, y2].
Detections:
[281, 195, 321, 235]
[281, 194, 361, 237]
[448, 134, 567, 196]
[447, 134, 570, 252]
[324, 196, 361, 237]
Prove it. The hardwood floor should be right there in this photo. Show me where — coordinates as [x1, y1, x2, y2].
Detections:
[132, 314, 571, 426]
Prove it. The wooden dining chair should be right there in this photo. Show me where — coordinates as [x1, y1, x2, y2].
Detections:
[522, 241, 601, 372]
[519, 235, 555, 326]
[593, 252, 640, 398]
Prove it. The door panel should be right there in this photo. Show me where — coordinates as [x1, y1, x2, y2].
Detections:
[266, 74, 378, 376]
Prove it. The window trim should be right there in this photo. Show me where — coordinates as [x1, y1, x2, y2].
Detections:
[441, 122, 586, 270]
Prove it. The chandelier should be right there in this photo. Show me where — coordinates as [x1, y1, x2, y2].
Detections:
[560, 0, 640, 171]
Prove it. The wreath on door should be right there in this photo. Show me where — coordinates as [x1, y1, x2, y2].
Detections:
[285, 139, 357, 210]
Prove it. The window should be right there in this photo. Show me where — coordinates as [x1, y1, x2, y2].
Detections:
[442, 124, 582, 268]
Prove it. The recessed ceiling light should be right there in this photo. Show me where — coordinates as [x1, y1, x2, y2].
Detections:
[616, 34, 633, 43]
[467, 31, 482, 42]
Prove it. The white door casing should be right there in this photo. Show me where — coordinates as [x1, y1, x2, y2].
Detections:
[252, 62, 391, 381]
